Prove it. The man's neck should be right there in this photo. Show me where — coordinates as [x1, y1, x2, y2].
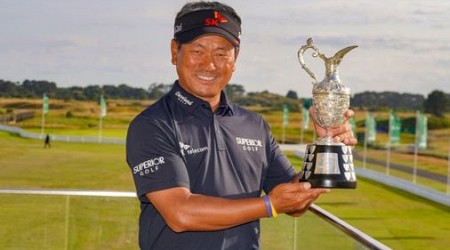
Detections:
[201, 96, 221, 112]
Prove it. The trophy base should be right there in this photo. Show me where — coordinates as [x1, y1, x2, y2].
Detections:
[308, 177, 357, 189]
[300, 143, 357, 189]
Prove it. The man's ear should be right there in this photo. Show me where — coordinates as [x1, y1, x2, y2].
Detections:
[233, 47, 240, 72]
[170, 39, 178, 65]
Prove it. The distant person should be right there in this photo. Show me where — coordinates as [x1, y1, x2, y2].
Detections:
[44, 134, 51, 148]
[126, 1, 357, 249]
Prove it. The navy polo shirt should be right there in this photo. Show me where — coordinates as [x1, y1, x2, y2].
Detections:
[126, 81, 296, 250]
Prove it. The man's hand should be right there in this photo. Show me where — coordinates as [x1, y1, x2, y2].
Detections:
[267, 180, 329, 217]
[311, 107, 357, 146]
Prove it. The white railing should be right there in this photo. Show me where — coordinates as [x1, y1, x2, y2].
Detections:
[0, 188, 391, 250]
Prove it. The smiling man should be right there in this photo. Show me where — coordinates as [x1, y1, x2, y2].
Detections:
[126, 1, 356, 250]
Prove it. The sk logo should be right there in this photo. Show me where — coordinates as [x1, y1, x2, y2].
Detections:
[204, 11, 228, 26]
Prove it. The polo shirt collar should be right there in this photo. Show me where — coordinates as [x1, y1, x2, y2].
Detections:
[215, 91, 234, 116]
[169, 81, 234, 116]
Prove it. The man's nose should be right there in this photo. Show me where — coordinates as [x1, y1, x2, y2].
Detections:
[200, 53, 216, 70]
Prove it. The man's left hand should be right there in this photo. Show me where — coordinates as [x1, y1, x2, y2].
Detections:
[311, 108, 357, 146]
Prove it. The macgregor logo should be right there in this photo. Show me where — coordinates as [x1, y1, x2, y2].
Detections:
[179, 142, 208, 156]
[236, 137, 263, 152]
[175, 91, 193, 106]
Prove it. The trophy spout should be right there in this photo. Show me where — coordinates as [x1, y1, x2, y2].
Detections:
[325, 45, 358, 75]
[298, 38, 358, 83]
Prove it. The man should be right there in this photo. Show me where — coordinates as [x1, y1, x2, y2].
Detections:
[126, 1, 356, 249]
[44, 134, 51, 148]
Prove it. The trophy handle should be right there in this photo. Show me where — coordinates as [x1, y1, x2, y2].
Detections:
[297, 38, 320, 84]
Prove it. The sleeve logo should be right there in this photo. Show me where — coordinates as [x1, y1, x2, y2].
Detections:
[133, 156, 165, 176]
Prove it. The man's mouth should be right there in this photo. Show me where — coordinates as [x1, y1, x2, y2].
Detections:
[196, 74, 217, 81]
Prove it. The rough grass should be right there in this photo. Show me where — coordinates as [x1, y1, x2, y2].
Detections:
[0, 132, 133, 190]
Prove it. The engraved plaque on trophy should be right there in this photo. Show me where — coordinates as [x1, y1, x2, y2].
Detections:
[298, 38, 358, 188]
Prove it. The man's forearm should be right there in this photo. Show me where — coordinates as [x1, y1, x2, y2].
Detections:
[146, 187, 267, 232]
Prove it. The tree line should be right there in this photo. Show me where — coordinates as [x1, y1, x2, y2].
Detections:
[352, 90, 449, 117]
[0, 79, 448, 116]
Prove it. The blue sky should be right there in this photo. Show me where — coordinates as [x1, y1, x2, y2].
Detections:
[1, 0, 449, 97]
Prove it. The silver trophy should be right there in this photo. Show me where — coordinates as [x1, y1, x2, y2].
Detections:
[298, 38, 357, 188]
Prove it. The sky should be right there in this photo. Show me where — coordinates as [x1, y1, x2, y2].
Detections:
[1, 0, 449, 97]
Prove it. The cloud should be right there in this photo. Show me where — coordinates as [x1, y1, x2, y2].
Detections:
[0, 0, 449, 96]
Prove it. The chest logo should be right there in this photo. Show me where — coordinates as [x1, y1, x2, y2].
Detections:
[236, 137, 263, 152]
[179, 142, 208, 156]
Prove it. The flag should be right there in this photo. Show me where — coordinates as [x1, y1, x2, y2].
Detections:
[100, 95, 107, 117]
[389, 111, 401, 145]
[42, 94, 49, 115]
[283, 104, 289, 126]
[302, 107, 310, 129]
[349, 117, 356, 136]
[365, 113, 377, 143]
[302, 98, 312, 129]
[416, 111, 427, 149]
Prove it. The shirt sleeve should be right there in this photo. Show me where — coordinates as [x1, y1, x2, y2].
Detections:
[262, 122, 297, 193]
[126, 114, 190, 202]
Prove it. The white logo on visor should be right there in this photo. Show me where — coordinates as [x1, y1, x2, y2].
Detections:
[174, 23, 182, 33]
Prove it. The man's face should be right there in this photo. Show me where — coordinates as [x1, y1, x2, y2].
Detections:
[171, 35, 237, 102]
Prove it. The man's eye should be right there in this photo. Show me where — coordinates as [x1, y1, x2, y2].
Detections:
[216, 52, 231, 57]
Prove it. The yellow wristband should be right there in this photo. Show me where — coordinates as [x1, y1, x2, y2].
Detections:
[270, 203, 278, 218]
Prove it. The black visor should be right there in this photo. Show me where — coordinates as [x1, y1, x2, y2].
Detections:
[174, 10, 241, 47]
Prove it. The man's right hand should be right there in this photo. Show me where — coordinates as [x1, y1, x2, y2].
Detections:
[267, 181, 329, 217]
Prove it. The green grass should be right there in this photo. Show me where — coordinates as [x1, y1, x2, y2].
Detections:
[314, 178, 450, 250]
[0, 131, 139, 249]
[1, 131, 450, 249]
[0, 132, 133, 190]
[261, 213, 369, 249]
[0, 194, 139, 250]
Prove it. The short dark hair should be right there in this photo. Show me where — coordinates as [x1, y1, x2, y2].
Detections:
[176, 1, 241, 26]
